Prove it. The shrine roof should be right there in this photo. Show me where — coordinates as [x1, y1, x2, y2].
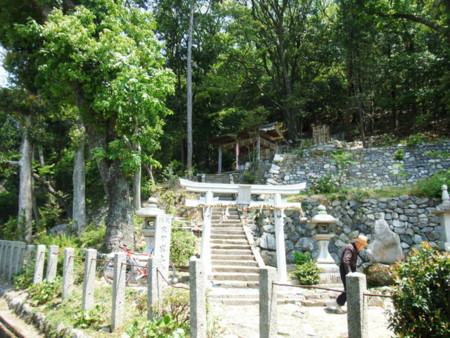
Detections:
[209, 122, 287, 146]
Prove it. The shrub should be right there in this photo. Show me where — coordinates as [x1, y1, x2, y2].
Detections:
[12, 266, 34, 290]
[307, 173, 340, 194]
[292, 252, 320, 285]
[124, 315, 186, 338]
[73, 305, 106, 329]
[170, 228, 197, 266]
[411, 169, 450, 198]
[393, 149, 405, 161]
[28, 277, 62, 306]
[388, 243, 450, 337]
[406, 134, 426, 146]
[151, 288, 190, 328]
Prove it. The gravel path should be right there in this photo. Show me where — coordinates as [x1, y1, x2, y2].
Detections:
[211, 302, 395, 338]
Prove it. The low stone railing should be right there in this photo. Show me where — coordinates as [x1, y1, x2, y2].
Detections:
[0, 240, 207, 336]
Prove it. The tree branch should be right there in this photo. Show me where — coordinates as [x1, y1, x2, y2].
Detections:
[32, 172, 72, 218]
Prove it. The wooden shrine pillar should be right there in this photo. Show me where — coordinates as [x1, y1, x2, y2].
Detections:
[218, 146, 223, 174]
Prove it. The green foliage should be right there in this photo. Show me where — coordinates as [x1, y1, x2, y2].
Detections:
[293, 252, 313, 265]
[292, 261, 321, 286]
[170, 227, 197, 266]
[424, 151, 450, 159]
[78, 224, 107, 250]
[12, 266, 34, 290]
[151, 288, 190, 328]
[388, 243, 450, 337]
[73, 305, 106, 329]
[292, 252, 320, 285]
[411, 169, 450, 198]
[124, 315, 186, 338]
[405, 134, 427, 147]
[393, 149, 405, 161]
[28, 277, 62, 306]
[307, 173, 341, 194]
[0, 217, 23, 241]
[242, 171, 256, 184]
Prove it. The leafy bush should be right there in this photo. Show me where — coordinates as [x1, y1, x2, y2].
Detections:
[393, 149, 405, 161]
[151, 288, 190, 328]
[124, 315, 186, 338]
[307, 173, 340, 194]
[28, 277, 62, 306]
[73, 305, 106, 329]
[292, 252, 320, 285]
[242, 171, 256, 184]
[292, 261, 321, 285]
[388, 243, 450, 337]
[170, 228, 197, 266]
[13, 266, 34, 290]
[411, 169, 450, 198]
[406, 134, 426, 146]
[77, 224, 106, 250]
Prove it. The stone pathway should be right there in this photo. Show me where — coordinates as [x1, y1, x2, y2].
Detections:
[209, 286, 395, 338]
[211, 302, 395, 338]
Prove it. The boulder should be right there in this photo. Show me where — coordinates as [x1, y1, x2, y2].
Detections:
[49, 223, 71, 235]
[364, 264, 395, 287]
[366, 214, 403, 264]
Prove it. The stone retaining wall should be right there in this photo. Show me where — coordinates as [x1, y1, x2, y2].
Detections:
[251, 195, 442, 268]
[265, 141, 450, 189]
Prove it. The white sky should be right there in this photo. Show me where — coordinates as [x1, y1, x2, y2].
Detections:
[0, 46, 9, 87]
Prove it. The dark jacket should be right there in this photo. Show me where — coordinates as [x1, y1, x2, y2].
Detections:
[340, 242, 358, 274]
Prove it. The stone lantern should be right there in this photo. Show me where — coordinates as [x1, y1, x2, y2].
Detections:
[307, 204, 337, 264]
[436, 185, 450, 252]
[136, 197, 165, 255]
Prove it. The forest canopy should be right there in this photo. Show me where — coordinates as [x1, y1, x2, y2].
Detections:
[0, 0, 448, 246]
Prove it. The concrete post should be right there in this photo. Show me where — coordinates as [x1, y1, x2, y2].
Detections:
[147, 256, 163, 321]
[4, 241, 11, 281]
[46, 245, 59, 281]
[62, 248, 75, 300]
[200, 191, 213, 278]
[190, 257, 206, 338]
[0, 240, 5, 276]
[111, 252, 126, 332]
[16, 242, 27, 275]
[274, 193, 288, 282]
[25, 245, 35, 268]
[7, 242, 17, 281]
[260, 267, 278, 338]
[33, 245, 46, 284]
[82, 249, 97, 310]
[347, 272, 368, 338]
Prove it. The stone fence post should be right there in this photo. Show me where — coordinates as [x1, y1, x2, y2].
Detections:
[147, 256, 164, 320]
[260, 267, 278, 338]
[190, 257, 206, 338]
[82, 248, 97, 310]
[347, 272, 368, 338]
[33, 245, 46, 284]
[46, 245, 59, 281]
[0, 240, 6, 276]
[62, 248, 75, 300]
[111, 252, 126, 332]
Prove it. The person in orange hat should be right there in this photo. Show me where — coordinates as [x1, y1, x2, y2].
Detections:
[335, 235, 369, 312]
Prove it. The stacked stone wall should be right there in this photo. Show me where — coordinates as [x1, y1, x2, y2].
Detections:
[251, 195, 441, 267]
[265, 141, 450, 189]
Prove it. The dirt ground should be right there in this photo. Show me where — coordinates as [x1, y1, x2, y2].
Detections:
[211, 303, 395, 338]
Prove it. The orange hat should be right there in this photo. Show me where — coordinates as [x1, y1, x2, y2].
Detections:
[354, 235, 369, 249]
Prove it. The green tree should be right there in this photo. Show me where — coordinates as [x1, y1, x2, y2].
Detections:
[17, 0, 174, 249]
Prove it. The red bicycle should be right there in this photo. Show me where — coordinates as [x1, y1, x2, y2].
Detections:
[102, 244, 176, 285]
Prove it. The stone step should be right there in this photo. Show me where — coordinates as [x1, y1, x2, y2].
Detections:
[210, 280, 259, 288]
[211, 249, 253, 256]
[211, 243, 251, 250]
[212, 260, 258, 267]
[212, 265, 260, 273]
[211, 233, 247, 242]
[211, 272, 259, 282]
[211, 253, 255, 260]
[211, 229, 245, 235]
[210, 238, 248, 245]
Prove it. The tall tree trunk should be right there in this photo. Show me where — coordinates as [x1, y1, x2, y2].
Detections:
[73, 130, 86, 235]
[133, 144, 141, 210]
[186, 0, 194, 171]
[86, 125, 134, 251]
[18, 114, 33, 243]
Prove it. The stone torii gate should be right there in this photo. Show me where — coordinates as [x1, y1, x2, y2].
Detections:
[179, 178, 307, 283]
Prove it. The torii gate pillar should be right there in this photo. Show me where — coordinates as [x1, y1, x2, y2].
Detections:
[274, 193, 288, 283]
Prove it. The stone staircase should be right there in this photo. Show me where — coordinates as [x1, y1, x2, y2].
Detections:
[210, 207, 260, 288]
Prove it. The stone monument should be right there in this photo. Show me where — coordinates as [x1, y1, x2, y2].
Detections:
[366, 213, 403, 264]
